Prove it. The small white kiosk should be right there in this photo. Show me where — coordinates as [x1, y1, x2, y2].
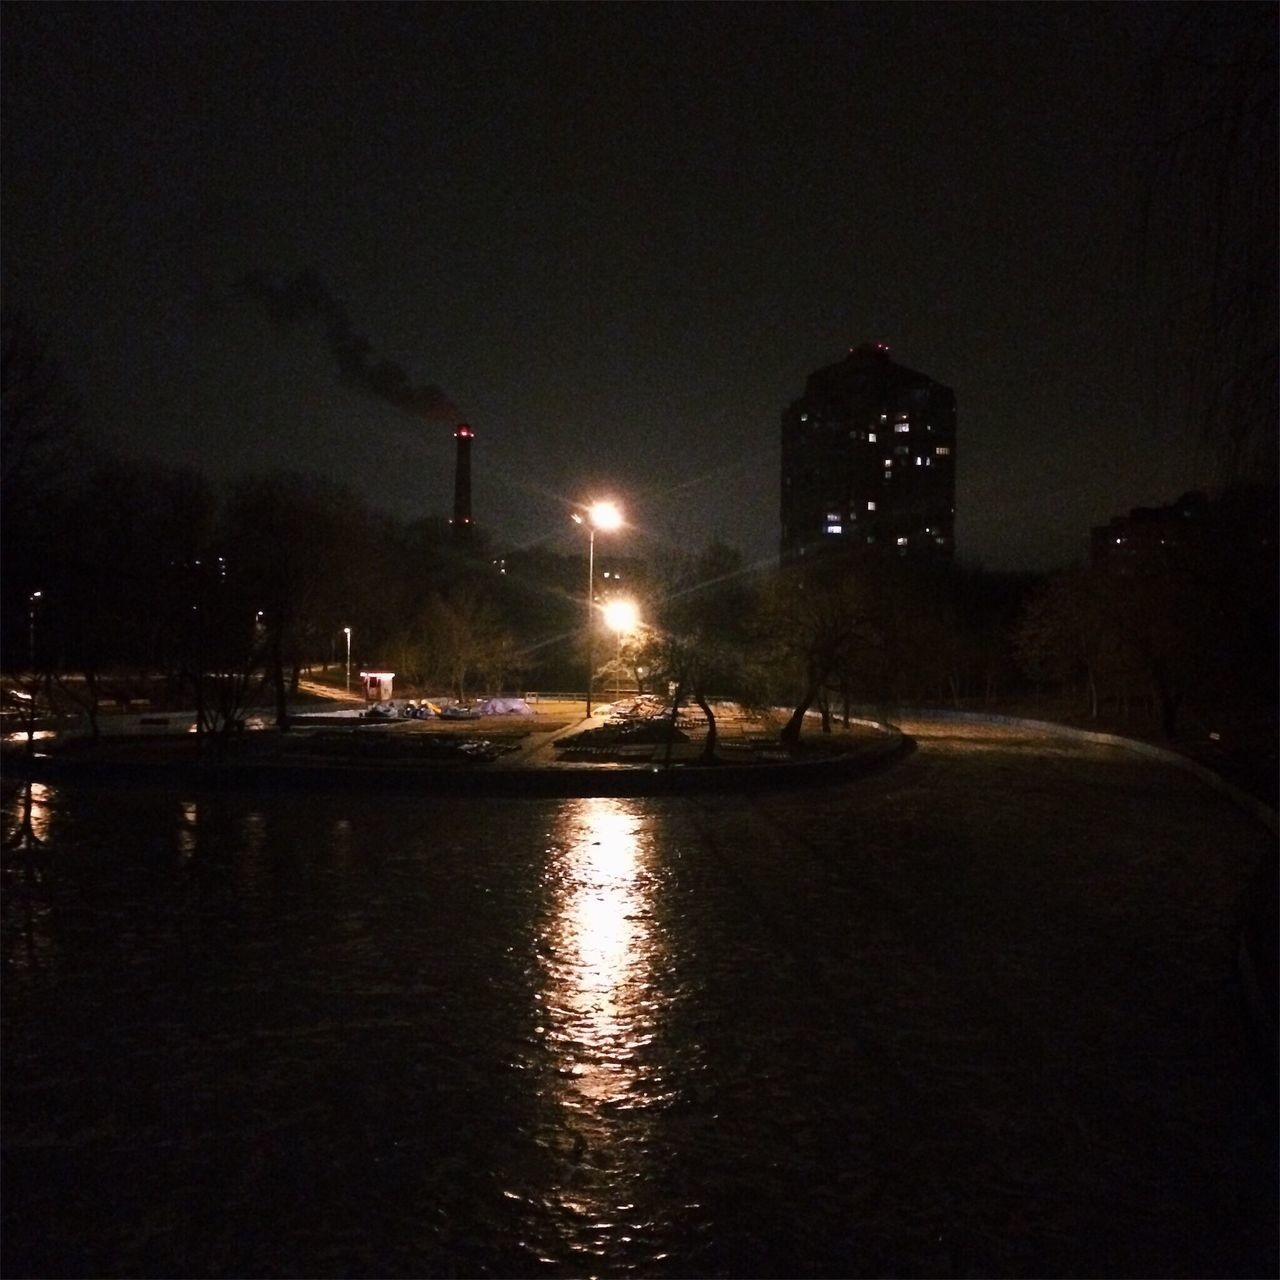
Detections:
[359, 671, 395, 704]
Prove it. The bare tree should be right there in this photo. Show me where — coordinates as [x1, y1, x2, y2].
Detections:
[1136, 3, 1278, 484]
[419, 589, 523, 702]
[0, 309, 82, 521]
[760, 561, 873, 751]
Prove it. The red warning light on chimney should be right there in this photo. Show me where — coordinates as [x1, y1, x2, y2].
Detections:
[452, 424, 474, 539]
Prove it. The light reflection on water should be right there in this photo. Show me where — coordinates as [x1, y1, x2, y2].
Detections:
[25, 781, 54, 844]
[539, 798, 667, 1237]
[177, 800, 198, 857]
[2, 782, 58, 975]
[550, 798, 650, 1096]
[1, 780, 57, 848]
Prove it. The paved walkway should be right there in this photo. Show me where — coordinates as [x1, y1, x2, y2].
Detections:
[489, 715, 595, 768]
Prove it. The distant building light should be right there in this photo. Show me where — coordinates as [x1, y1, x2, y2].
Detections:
[826, 511, 841, 521]
[826, 524, 843, 535]
[867, 501, 877, 511]
[896, 536, 909, 546]
[868, 431, 877, 443]
[935, 446, 951, 456]
[800, 413, 808, 422]
[916, 456, 923, 466]
[894, 423, 910, 433]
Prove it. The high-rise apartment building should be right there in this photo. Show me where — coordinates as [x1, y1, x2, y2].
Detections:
[780, 343, 956, 563]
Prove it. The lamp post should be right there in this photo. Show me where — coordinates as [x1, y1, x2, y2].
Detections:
[28, 591, 42, 671]
[343, 626, 352, 693]
[603, 598, 639, 702]
[572, 500, 622, 717]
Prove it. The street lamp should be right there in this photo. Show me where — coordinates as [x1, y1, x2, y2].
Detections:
[28, 591, 42, 671]
[602, 597, 639, 702]
[572, 500, 623, 717]
[343, 626, 352, 693]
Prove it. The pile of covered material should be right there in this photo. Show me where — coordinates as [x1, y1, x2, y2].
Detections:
[476, 697, 534, 716]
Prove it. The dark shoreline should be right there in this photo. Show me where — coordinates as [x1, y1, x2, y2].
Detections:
[0, 733, 913, 798]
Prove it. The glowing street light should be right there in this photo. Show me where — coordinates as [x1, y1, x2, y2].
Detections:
[572, 500, 623, 716]
[603, 597, 639, 701]
[343, 626, 352, 693]
[602, 597, 638, 635]
[28, 590, 42, 671]
[586, 500, 622, 532]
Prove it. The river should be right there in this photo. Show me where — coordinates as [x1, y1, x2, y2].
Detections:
[3, 723, 1275, 1277]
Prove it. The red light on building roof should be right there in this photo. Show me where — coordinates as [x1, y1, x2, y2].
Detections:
[455, 424, 474, 438]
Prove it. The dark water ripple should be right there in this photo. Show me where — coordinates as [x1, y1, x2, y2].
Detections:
[2, 736, 1275, 1278]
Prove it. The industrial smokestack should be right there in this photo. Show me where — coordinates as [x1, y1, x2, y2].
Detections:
[451, 424, 474, 539]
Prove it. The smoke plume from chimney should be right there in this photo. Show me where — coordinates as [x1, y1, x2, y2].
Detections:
[240, 270, 457, 420]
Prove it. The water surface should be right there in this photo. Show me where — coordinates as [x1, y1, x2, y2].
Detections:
[4, 728, 1275, 1276]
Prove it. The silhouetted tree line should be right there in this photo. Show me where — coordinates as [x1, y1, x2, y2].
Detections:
[4, 308, 1275, 755]
[1015, 488, 1277, 740]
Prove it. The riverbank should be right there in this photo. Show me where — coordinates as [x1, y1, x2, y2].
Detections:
[1, 701, 906, 797]
[6, 683, 1276, 814]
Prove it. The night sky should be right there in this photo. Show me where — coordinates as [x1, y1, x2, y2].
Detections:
[0, 2, 1233, 570]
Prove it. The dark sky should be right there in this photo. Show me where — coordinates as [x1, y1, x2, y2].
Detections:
[2, 1, 1218, 570]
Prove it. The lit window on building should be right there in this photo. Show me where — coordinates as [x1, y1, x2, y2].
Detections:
[800, 413, 808, 422]
[826, 524, 843, 535]
[894, 423, 910, 433]
[867, 501, 877, 511]
[868, 431, 877, 443]
[896, 536, 909, 546]
[884, 458, 892, 467]
[884, 470, 892, 480]
[826, 511, 841, 521]
[916, 456, 923, 466]
[935, 446, 951, 456]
